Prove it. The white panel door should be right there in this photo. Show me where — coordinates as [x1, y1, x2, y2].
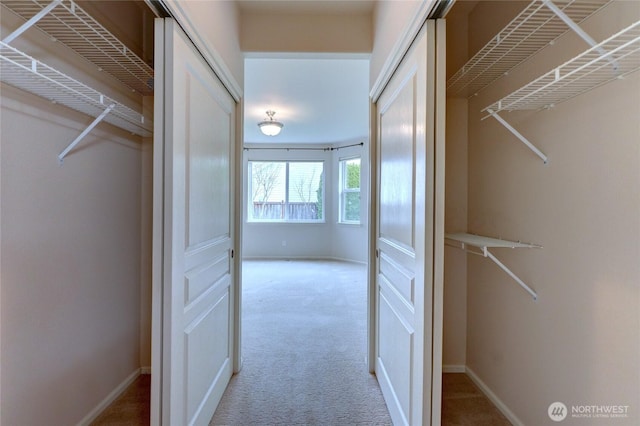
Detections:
[153, 19, 235, 426]
[374, 21, 442, 426]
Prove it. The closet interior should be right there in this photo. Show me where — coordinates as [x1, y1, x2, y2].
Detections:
[1, 1, 156, 424]
[445, 0, 639, 299]
[1, 0, 154, 161]
[1, 0, 638, 424]
[443, 0, 639, 424]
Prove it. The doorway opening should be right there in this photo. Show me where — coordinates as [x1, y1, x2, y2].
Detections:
[224, 55, 381, 422]
[240, 55, 370, 260]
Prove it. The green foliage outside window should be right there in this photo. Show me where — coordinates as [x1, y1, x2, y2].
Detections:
[340, 158, 361, 223]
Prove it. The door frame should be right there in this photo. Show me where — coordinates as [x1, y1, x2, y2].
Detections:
[151, 4, 244, 425]
[368, 2, 445, 424]
[152, 0, 443, 423]
[368, 2, 439, 371]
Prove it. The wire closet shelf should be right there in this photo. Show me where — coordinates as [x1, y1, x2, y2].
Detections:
[1, 0, 154, 95]
[483, 20, 640, 114]
[447, 0, 611, 97]
[0, 41, 152, 138]
[445, 233, 542, 300]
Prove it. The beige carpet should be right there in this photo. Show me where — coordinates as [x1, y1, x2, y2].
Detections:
[209, 259, 392, 425]
[442, 373, 511, 425]
[91, 374, 150, 425]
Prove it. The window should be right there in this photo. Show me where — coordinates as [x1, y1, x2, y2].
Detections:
[339, 157, 361, 224]
[248, 161, 324, 222]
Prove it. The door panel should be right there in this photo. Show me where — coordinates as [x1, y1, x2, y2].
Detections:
[184, 287, 230, 421]
[375, 23, 431, 426]
[379, 251, 414, 304]
[153, 18, 235, 426]
[378, 289, 413, 416]
[379, 75, 417, 250]
[185, 74, 231, 246]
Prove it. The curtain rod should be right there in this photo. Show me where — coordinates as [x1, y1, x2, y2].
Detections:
[243, 142, 364, 152]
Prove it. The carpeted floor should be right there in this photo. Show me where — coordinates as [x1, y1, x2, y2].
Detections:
[441, 373, 511, 425]
[91, 374, 150, 425]
[92, 259, 511, 425]
[210, 259, 392, 425]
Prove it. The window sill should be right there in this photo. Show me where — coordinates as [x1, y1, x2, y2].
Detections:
[246, 221, 327, 225]
[337, 221, 362, 227]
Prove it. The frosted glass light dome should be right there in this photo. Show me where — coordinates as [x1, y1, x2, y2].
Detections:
[258, 110, 283, 136]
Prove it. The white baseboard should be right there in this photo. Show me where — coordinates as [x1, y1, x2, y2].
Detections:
[442, 364, 466, 373]
[243, 255, 327, 261]
[465, 366, 524, 426]
[76, 368, 141, 426]
[243, 255, 366, 264]
[327, 256, 367, 265]
[140, 366, 152, 374]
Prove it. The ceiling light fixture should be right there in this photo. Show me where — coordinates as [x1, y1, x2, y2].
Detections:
[258, 110, 284, 136]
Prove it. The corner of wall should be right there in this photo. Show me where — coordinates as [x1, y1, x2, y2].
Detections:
[139, 135, 153, 369]
[443, 1, 470, 368]
[330, 138, 369, 263]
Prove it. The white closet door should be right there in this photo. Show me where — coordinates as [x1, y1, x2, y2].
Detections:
[374, 20, 444, 426]
[152, 18, 236, 426]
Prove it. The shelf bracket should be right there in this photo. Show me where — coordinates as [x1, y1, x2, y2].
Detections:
[58, 104, 115, 164]
[486, 109, 549, 164]
[542, 0, 618, 70]
[483, 248, 538, 301]
[2, 0, 63, 45]
[445, 235, 539, 301]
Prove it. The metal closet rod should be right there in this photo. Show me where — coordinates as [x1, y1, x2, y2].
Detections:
[243, 142, 364, 152]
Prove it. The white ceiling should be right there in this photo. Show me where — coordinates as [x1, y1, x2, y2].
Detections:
[243, 57, 370, 144]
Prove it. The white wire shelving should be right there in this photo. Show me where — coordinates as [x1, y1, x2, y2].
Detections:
[484, 21, 640, 113]
[0, 41, 152, 162]
[483, 20, 640, 163]
[0, 0, 154, 162]
[1, 0, 154, 95]
[447, 0, 611, 97]
[445, 233, 542, 300]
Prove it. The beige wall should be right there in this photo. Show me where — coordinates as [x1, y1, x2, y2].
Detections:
[331, 140, 369, 263]
[241, 12, 372, 54]
[165, 0, 244, 91]
[442, 3, 471, 369]
[370, 0, 422, 88]
[140, 137, 153, 369]
[0, 90, 144, 426]
[461, 1, 640, 424]
[0, 10, 146, 425]
[79, 0, 155, 64]
[444, 97, 468, 368]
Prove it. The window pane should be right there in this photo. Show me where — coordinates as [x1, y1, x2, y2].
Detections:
[289, 162, 324, 221]
[344, 192, 360, 221]
[339, 157, 361, 223]
[249, 161, 285, 220]
[345, 158, 361, 190]
[248, 161, 324, 222]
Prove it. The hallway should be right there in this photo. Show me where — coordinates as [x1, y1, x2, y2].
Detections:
[210, 260, 392, 425]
